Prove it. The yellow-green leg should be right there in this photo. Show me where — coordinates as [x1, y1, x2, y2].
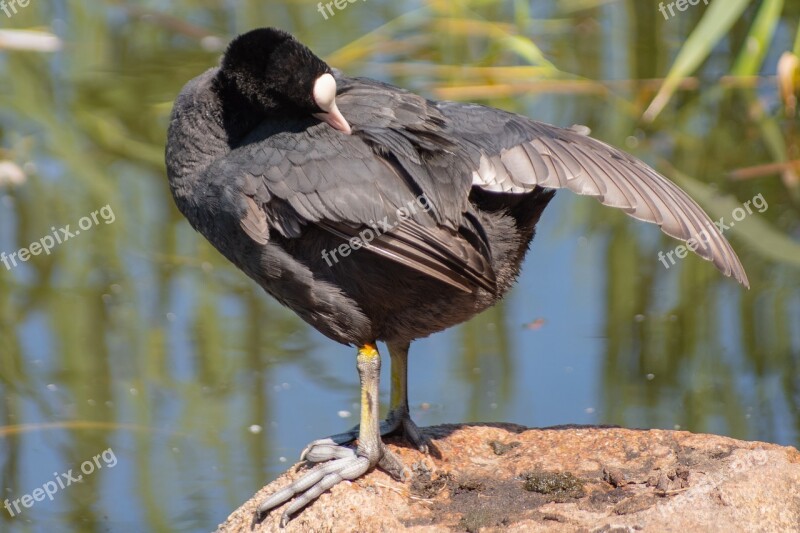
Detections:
[254, 343, 406, 527]
[300, 341, 429, 461]
[385, 341, 428, 452]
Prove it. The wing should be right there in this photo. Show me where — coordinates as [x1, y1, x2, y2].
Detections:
[318, 220, 496, 292]
[225, 111, 495, 293]
[334, 76, 475, 226]
[437, 101, 749, 288]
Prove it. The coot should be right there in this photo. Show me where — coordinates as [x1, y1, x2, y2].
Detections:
[165, 27, 748, 526]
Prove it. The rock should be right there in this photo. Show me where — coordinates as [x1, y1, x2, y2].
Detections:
[217, 424, 800, 533]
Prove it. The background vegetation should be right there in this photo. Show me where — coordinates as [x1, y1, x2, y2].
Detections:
[0, 0, 798, 531]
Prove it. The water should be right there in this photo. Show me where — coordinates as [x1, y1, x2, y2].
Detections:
[1, 1, 798, 531]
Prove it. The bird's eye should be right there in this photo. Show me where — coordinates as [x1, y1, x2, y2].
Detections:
[312, 73, 337, 112]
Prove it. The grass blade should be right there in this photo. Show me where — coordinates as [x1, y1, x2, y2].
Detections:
[643, 0, 752, 121]
[732, 0, 784, 76]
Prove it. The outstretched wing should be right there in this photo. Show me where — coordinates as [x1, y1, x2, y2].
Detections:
[437, 101, 749, 288]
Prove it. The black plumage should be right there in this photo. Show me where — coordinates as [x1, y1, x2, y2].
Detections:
[165, 28, 748, 526]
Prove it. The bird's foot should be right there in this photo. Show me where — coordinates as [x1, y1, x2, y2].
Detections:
[253, 440, 406, 528]
[301, 410, 428, 461]
[386, 411, 429, 453]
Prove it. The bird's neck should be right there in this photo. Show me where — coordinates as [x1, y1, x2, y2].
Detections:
[165, 70, 265, 205]
[214, 74, 272, 145]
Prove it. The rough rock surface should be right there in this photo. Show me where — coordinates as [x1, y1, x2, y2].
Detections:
[217, 424, 800, 532]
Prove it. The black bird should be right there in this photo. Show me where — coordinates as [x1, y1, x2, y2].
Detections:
[165, 27, 748, 526]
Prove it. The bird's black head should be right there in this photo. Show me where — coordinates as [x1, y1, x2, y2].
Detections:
[217, 27, 351, 134]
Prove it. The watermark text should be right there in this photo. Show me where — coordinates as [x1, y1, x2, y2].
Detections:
[1, 204, 115, 271]
[317, 0, 368, 20]
[4, 448, 118, 518]
[658, 0, 709, 20]
[1, 0, 31, 19]
[658, 193, 767, 270]
[322, 194, 432, 267]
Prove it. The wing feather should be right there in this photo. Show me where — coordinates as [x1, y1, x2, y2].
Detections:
[446, 102, 748, 288]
